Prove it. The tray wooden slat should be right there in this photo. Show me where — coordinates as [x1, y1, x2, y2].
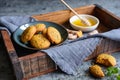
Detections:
[94, 5, 120, 29]
[1, 30, 23, 80]
[19, 52, 57, 79]
[85, 38, 120, 61]
[32, 5, 95, 24]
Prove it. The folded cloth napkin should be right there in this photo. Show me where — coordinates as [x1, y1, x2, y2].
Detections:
[0, 16, 120, 75]
[0, 16, 35, 35]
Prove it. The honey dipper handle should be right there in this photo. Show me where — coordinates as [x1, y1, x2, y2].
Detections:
[60, 0, 91, 26]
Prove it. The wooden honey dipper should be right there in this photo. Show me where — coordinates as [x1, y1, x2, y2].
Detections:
[60, 0, 92, 26]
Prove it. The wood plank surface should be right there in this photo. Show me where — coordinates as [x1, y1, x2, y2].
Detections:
[85, 38, 120, 61]
[32, 5, 95, 24]
[1, 30, 23, 80]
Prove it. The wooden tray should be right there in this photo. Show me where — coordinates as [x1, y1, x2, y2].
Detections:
[1, 4, 120, 80]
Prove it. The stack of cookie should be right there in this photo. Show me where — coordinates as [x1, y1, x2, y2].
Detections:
[21, 23, 62, 49]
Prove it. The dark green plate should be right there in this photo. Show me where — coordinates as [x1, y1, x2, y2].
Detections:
[13, 21, 68, 50]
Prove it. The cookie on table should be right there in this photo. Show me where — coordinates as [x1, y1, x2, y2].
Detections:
[96, 53, 116, 66]
[35, 23, 46, 33]
[47, 26, 62, 44]
[21, 25, 36, 43]
[89, 65, 105, 78]
[30, 34, 50, 49]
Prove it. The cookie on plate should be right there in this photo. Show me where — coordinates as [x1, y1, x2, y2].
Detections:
[30, 34, 50, 49]
[47, 27, 62, 44]
[42, 28, 47, 37]
[21, 25, 36, 43]
[35, 23, 46, 33]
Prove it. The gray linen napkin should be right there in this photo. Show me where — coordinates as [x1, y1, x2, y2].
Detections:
[0, 16, 120, 75]
[42, 28, 120, 75]
[0, 15, 35, 35]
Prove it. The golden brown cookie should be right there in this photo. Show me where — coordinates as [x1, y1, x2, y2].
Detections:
[47, 27, 62, 44]
[35, 23, 46, 32]
[89, 65, 105, 78]
[30, 34, 50, 49]
[21, 25, 36, 43]
[96, 53, 116, 66]
[42, 28, 47, 37]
